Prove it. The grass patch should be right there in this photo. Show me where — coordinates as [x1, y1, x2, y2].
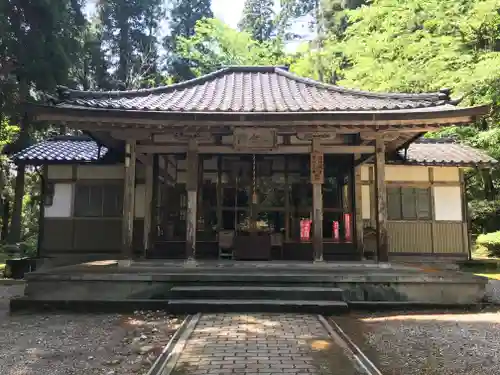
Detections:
[476, 272, 500, 280]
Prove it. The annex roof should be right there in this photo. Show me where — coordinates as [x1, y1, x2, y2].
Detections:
[12, 135, 109, 164]
[394, 138, 497, 167]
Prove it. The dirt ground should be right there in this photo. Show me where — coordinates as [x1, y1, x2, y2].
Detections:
[334, 308, 500, 375]
[0, 283, 183, 375]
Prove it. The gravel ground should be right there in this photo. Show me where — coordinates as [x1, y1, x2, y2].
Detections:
[335, 309, 500, 375]
[0, 284, 183, 375]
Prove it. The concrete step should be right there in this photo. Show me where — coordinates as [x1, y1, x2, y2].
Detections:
[167, 285, 345, 301]
[166, 299, 349, 314]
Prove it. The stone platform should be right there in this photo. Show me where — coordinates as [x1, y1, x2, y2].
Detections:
[10, 260, 488, 312]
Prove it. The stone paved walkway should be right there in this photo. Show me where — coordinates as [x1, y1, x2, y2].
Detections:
[172, 313, 360, 375]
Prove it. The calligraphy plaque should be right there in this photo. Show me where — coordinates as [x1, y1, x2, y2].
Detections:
[310, 151, 324, 184]
[233, 128, 276, 150]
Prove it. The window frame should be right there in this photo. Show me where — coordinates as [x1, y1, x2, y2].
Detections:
[73, 182, 123, 218]
[387, 186, 432, 221]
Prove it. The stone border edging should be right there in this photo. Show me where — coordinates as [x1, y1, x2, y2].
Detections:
[0, 279, 25, 285]
[348, 301, 489, 311]
[318, 315, 383, 375]
[157, 313, 201, 375]
[144, 314, 194, 375]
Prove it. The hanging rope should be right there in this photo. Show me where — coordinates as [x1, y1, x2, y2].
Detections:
[252, 154, 257, 204]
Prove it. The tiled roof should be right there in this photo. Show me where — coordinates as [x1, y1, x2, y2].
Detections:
[11, 136, 497, 167]
[55, 66, 456, 113]
[12, 135, 108, 164]
[396, 138, 497, 166]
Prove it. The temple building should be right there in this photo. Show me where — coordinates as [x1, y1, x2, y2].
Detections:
[12, 66, 495, 264]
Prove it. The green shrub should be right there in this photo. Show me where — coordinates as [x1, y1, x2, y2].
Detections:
[469, 200, 500, 234]
[476, 231, 500, 257]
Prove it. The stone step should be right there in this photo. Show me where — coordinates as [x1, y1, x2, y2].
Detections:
[167, 285, 345, 301]
[166, 299, 349, 314]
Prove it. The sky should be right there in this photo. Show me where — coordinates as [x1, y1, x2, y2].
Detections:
[83, 0, 312, 52]
[84, 0, 311, 37]
[85, 0, 249, 29]
[212, 0, 246, 28]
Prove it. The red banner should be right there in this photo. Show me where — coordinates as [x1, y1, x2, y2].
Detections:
[344, 213, 352, 243]
[332, 221, 340, 242]
[300, 219, 312, 241]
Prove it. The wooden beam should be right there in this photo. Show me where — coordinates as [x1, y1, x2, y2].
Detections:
[354, 154, 364, 260]
[185, 139, 198, 261]
[374, 137, 389, 262]
[122, 140, 136, 259]
[311, 138, 324, 262]
[36, 105, 483, 127]
[429, 167, 436, 256]
[137, 144, 376, 154]
[143, 155, 153, 256]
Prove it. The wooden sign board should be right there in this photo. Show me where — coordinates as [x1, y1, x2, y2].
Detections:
[233, 128, 276, 150]
[310, 151, 324, 184]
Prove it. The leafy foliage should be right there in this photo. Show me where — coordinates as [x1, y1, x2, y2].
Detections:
[476, 231, 500, 257]
[165, 0, 213, 81]
[176, 18, 290, 76]
[239, 0, 276, 42]
[97, 0, 164, 88]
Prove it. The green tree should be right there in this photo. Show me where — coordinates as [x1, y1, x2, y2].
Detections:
[291, 0, 500, 233]
[0, 0, 86, 245]
[176, 18, 289, 77]
[238, 0, 276, 42]
[98, 0, 164, 88]
[165, 0, 213, 81]
[70, 18, 113, 91]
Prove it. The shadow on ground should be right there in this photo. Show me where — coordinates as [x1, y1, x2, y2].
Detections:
[334, 308, 500, 375]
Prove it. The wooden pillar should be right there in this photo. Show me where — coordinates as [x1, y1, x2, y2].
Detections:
[150, 154, 159, 255]
[8, 163, 26, 245]
[185, 140, 198, 261]
[374, 137, 389, 262]
[354, 155, 364, 260]
[216, 156, 223, 232]
[311, 138, 324, 262]
[143, 155, 154, 257]
[122, 140, 136, 259]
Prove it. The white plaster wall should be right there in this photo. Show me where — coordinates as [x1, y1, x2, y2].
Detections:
[47, 165, 73, 180]
[134, 184, 145, 218]
[361, 165, 370, 181]
[77, 165, 124, 179]
[433, 167, 460, 182]
[45, 183, 73, 217]
[361, 185, 371, 220]
[385, 165, 428, 181]
[433, 186, 463, 221]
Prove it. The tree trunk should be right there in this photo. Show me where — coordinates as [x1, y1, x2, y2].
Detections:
[480, 168, 496, 200]
[8, 163, 25, 244]
[1, 199, 9, 241]
[118, 18, 130, 85]
[8, 79, 29, 245]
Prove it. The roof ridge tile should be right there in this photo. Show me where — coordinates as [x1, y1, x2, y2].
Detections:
[57, 66, 451, 106]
